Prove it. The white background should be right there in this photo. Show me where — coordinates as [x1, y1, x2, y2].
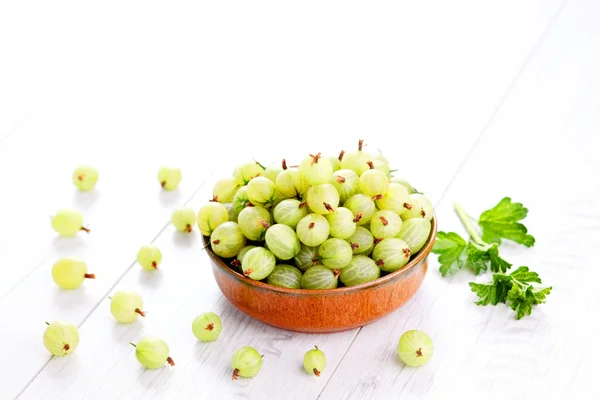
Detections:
[1, 0, 597, 399]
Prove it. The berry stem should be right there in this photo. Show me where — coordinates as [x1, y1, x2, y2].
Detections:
[309, 153, 322, 166]
[282, 159, 288, 170]
[232, 368, 240, 380]
[135, 308, 146, 317]
[152, 261, 157, 269]
[166, 357, 175, 367]
[367, 161, 374, 170]
[185, 224, 192, 233]
[336, 175, 346, 184]
[313, 368, 321, 377]
[80, 226, 91, 233]
[403, 202, 413, 210]
[299, 201, 307, 209]
[161, 180, 167, 188]
[358, 139, 364, 151]
[210, 195, 219, 202]
[338, 150, 345, 161]
[416, 348, 423, 357]
[84, 273, 95, 279]
[453, 201, 484, 245]
[130, 342, 137, 347]
[45, 321, 50, 326]
[205, 322, 215, 331]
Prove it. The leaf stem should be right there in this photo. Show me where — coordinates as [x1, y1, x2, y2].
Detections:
[453, 202, 484, 245]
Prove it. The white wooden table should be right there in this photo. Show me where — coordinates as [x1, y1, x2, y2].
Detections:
[1, 0, 597, 398]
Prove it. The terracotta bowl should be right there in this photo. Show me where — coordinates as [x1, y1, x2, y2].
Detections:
[203, 215, 437, 333]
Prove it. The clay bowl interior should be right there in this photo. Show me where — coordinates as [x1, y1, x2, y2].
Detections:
[204, 214, 437, 333]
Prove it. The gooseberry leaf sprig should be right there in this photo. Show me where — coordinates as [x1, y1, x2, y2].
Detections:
[469, 266, 552, 320]
[432, 197, 551, 320]
[432, 199, 521, 276]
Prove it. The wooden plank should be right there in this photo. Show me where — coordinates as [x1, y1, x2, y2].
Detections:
[319, 0, 599, 398]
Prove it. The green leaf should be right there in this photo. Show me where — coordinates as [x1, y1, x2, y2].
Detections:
[507, 286, 534, 320]
[506, 284, 552, 320]
[468, 273, 513, 306]
[432, 232, 467, 276]
[434, 233, 513, 276]
[486, 243, 512, 273]
[478, 197, 535, 247]
[470, 266, 552, 320]
[532, 286, 553, 304]
[465, 242, 490, 275]
[509, 266, 542, 284]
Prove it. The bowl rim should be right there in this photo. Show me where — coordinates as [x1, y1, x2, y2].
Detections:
[203, 212, 437, 296]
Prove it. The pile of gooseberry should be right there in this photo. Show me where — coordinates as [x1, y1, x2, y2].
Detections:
[201, 140, 434, 289]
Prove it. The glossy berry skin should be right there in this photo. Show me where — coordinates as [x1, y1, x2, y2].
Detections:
[110, 290, 145, 323]
[158, 167, 182, 190]
[212, 177, 241, 203]
[192, 312, 222, 342]
[231, 346, 263, 379]
[43, 320, 79, 356]
[51, 209, 87, 237]
[132, 336, 174, 369]
[171, 207, 197, 233]
[303, 346, 326, 376]
[72, 166, 99, 191]
[396, 219, 431, 254]
[397, 330, 434, 367]
[401, 194, 434, 221]
[339, 255, 380, 286]
[300, 266, 338, 290]
[210, 222, 247, 259]
[241, 247, 276, 280]
[267, 264, 302, 289]
[136, 245, 162, 270]
[318, 238, 353, 269]
[233, 161, 264, 186]
[265, 224, 301, 261]
[52, 257, 94, 289]
[299, 153, 333, 186]
[197, 202, 229, 236]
